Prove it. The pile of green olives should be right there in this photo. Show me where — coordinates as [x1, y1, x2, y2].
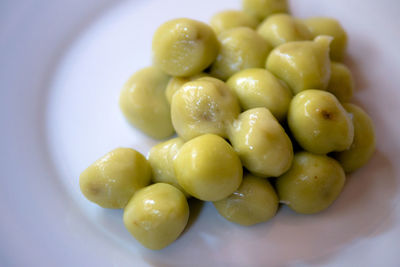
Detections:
[80, 0, 376, 250]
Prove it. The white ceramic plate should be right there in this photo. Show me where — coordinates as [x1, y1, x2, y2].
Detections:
[1, 0, 400, 266]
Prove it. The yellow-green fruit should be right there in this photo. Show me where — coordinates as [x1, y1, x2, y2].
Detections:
[152, 18, 219, 77]
[229, 108, 293, 177]
[327, 62, 354, 102]
[210, 10, 259, 34]
[171, 77, 241, 141]
[148, 137, 188, 196]
[266, 36, 332, 94]
[303, 17, 347, 61]
[257, 14, 312, 47]
[213, 173, 279, 226]
[165, 73, 209, 104]
[226, 68, 292, 121]
[276, 151, 345, 214]
[123, 183, 189, 250]
[119, 67, 174, 139]
[334, 103, 376, 172]
[243, 0, 289, 21]
[174, 134, 243, 201]
[288, 90, 354, 154]
[79, 148, 151, 209]
[210, 27, 272, 81]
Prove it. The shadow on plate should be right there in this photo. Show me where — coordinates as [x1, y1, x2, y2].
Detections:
[139, 148, 398, 267]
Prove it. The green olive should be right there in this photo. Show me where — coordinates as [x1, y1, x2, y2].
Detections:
[276, 151, 346, 214]
[213, 173, 279, 226]
[327, 62, 354, 102]
[171, 77, 241, 141]
[226, 68, 292, 121]
[165, 73, 209, 104]
[266, 35, 332, 94]
[209, 27, 272, 81]
[229, 108, 293, 177]
[257, 14, 312, 47]
[288, 90, 354, 154]
[242, 0, 289, 21]
[123, 183, 189, 250]
[148, 137, 188, 196]
[79, 148, 151, 209]
[334, 103, 376, 172]
[174, 134, 243, 201]
[152, 18, 219, 77]
[119, 66, 174, 139]
[303, 17, 348, 61]
[210, 10, 259, 34]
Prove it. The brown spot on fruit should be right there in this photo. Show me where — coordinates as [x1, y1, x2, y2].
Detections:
[89, 184, 102, 195]
[321, 110, 333, 120]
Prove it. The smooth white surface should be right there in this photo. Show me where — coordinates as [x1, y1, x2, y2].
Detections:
[1, 0, 400, 266]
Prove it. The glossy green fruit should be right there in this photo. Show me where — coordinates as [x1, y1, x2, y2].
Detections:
[229, 108, 293, 177]
[123, 183, 189, 250]
[226, 68, 292, 121]
[152, 18, 219, 77]
[276, 151, 346, 214]
[266, 36, 332, 94]
[288, 90, 354, 154]
[171, 77, 240, 141]
[303, 17, 348, 61]
[210, 27, 272, 81]
[165, 73, 209, 104]
[213, 173, 279, 226]
[148, 137, 188, 196]
[119, 66, 174, 139]
[79, 148, 151, 209]
[210, 10, 259, 34]
[334, 103, 376, 172]
[174, 134, 243, 201]
[257, 14, 312, 47]
[327, 62, 354, 102]
[242, 0, 289, 21]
